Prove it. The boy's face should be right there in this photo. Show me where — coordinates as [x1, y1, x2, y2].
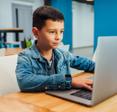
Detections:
[33, 19, 64, 49]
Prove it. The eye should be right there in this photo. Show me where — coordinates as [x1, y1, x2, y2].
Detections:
[49, 31, 56, 34]
[61, 31, 64, 34]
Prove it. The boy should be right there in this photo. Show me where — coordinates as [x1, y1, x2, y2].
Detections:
[16, 6, 95, 92]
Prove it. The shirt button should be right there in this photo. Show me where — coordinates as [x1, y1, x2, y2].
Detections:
[58, 85, 61, 88]
[45, 86, 48, 90]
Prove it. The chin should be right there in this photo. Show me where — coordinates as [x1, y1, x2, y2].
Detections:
[51, 45, 58, 49]
[52, 46, 58, 49]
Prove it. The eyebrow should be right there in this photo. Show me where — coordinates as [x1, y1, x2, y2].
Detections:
[48, 28, 64, 31]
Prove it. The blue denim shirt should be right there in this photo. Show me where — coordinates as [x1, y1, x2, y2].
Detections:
[16, 42, 95, 92]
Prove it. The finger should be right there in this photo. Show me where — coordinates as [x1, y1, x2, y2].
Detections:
[85, 80, 93, 85]
[84, 84, 93, 91]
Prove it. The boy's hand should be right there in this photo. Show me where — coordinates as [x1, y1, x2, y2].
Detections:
[72, 77, 93, 91]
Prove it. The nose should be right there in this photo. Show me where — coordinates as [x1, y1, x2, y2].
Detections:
[55, 36, 60, 40]
[55, 33, 61, 41]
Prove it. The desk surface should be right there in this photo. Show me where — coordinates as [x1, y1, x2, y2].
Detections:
[0, 28, 23, 32]
[4, 48, 23, 56]
[0, 96, 50, 112]
[3, 73, 117, 112]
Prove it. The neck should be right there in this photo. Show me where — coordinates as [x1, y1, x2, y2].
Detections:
[37, 43, 53, 61]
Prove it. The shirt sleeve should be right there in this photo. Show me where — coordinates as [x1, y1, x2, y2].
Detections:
[16, 54, 72, 92]
[66, 52, 95, 73]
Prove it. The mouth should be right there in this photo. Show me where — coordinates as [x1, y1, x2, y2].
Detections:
[52, 43, 60, 47]
[53, 42, 59, 45]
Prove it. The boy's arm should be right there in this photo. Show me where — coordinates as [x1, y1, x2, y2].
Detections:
[68, 52, 95, 73]
[16, 55, 72, 92]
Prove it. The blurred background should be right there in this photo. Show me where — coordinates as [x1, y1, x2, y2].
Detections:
[1, 0, 117, 58]
[0, 0, 94, 58]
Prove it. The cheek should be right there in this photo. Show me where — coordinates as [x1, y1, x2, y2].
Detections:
[60, 36, 63, 41]
[40, 33, 49, 40]
[44, 34, 54, 43]
[47, 35, 55, 41]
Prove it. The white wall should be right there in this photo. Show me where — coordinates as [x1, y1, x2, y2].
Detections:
[33, 0, 44, 10]
[0, 0, 13, 28]
[0, 0, 44, 41]
[72, 1, 94, 48]
[0, 0, 44, 28]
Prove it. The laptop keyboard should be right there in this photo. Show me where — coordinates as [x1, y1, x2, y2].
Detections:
[71, 88, 92, 100]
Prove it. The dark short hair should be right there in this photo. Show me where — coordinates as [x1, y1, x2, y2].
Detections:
[33, 6, 64, 29]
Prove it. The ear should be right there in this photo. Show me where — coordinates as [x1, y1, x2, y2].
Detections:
[32, 27, 39, 38]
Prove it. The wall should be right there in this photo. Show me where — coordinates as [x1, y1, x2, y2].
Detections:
[0, 0, 44, 41]
[0, 0, 13, 28]
[32, 0, 44, 10]
[72, 1, 94, 48]
[94, 0, 117, 50]
[0, 0, 44, 28]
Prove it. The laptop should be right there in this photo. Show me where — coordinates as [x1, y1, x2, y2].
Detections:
[46, 37, 117, 106]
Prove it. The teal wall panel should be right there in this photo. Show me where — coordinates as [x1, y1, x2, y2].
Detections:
[94, 0, 117, 50]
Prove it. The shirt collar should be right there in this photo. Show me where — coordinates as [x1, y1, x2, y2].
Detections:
[30, 40, 43, 60]
[30, 40, 62, 62]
